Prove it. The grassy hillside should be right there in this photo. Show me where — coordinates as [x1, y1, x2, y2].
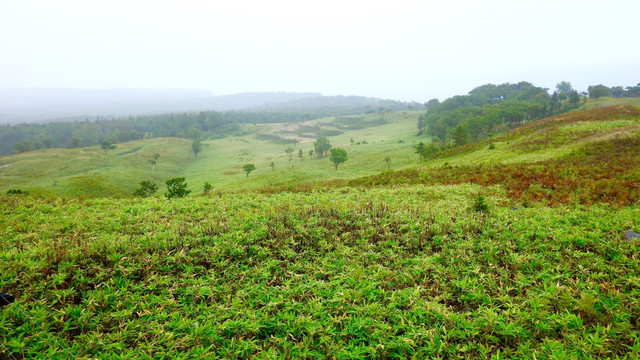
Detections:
[350, 105, 640, 207]
[2, 186, 639, 358]
[2, 103, 640, 359]
[0, 111, 423, 197]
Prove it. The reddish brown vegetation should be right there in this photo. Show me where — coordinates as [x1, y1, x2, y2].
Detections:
[349, 135, 640, 206]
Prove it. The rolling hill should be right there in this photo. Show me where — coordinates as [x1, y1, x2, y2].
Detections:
[2, 102, 640, 358]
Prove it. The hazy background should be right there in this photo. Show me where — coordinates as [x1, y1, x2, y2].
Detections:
[1, 0, 639, 102]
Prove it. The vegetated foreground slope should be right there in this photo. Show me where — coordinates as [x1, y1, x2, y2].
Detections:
[2, 185, 640, 358]
[351, 105, 640, 206]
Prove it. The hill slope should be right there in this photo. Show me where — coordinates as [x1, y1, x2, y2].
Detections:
[2, 105, 640, 359]
[350, 105, 640, 206]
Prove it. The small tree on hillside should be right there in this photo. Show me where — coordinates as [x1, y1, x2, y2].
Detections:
[165, 177, 190, 199]
[203, 181, 213, 194]
[298, 149, 304, 161]
[243, 164, 256, 177]
[384, 157, 391, 170]
[148, 153, 160, 171]
[133, 180, 158, 197]
[415, 142, 426, 161]
[192, 139, 202, 158]
[308, 149, 314, 157]
[314, 137, 331, 158]
[101, 141, 116, 155]
[270, 161, 275, 171]
[285, 147, 294, 160]
[329, 148, 348, 170]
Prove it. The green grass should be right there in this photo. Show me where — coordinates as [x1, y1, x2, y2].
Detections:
[3, 103, 640, 358]
[0, 111, 424, 197]
[2, 185, 639, 358]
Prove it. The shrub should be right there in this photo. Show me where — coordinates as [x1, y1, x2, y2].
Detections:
[473, 194, 489, 212]
[6, 189, 28, 195]
[165, 177, 191, 199]
[203, 182, 213, 194]
[133, 180, 157, 197]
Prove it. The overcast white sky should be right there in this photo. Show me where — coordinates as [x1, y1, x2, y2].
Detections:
[1, 0, 639, 101]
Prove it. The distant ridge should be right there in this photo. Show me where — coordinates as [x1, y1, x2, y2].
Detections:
[0, 89, 321, 124]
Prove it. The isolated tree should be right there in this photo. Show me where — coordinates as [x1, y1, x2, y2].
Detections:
[133, 180, 158, 197]
[417, 114, 425, 135]
[588, 85, 610, 101]
[243, 164, 256, 177]
[101, 141, 116, 155]
[192, 139, 202, 158]
[165, 177, 190, 199]
[148, 153, 160, 171]
[203, 181, 213, 194]
[285, 147, 294, 160]
[298, 149, 304, 161]
[270, 161, 275, 171]
[329, 148, 348, 170]
[384, 157, 391, 170]
[415, 142, 426, 161]
[314, 137, 332, 158]
[308, 149, 314, 157]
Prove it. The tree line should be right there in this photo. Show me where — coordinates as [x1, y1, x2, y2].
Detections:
[1, 110, 349, 156]
[417, 81, 640, 151]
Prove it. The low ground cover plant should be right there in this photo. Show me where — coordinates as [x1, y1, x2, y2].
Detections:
[1, 185, 639, 358]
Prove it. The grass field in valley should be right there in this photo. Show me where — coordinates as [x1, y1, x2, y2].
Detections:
[2, 185, 639, 359]
[0, 111, 422, 197]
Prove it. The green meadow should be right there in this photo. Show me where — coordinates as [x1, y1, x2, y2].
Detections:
[2, 100, 640, 359]
[0, 111, 423, 197]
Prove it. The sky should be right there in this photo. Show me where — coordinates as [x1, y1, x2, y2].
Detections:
[1, 0, 639, 102]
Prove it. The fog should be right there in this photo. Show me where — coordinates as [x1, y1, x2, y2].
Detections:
[1, 0, 639, 102]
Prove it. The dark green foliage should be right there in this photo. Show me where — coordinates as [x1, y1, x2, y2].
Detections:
[284, 147, 294, 159]
[191, 139, 202, 158]
[243, 164, 256, 177]
[415, 142, 426, 161]
[588, 84, 611, 101]
[488, 143, 496, 150]
[101, 140, 116, 154]
[165, 177, 190, 199]
[203, 182, 213, 194]
[419, 82, 585, 149]
[556, 81, 573, 94]
[133, 180, 158, 197]
[6, 189, 27, 195]
[384, 157, 391, 169]
[313, 136, 331, 158]
[472, 194, 489, 212]
[329, 148, 348, 170]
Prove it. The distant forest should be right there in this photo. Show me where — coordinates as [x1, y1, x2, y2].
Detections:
[419, 82, 640, 147]
[1, 96, 415, 156]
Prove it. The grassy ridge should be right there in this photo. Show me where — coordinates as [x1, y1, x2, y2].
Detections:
[2, 185, 639, 358]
